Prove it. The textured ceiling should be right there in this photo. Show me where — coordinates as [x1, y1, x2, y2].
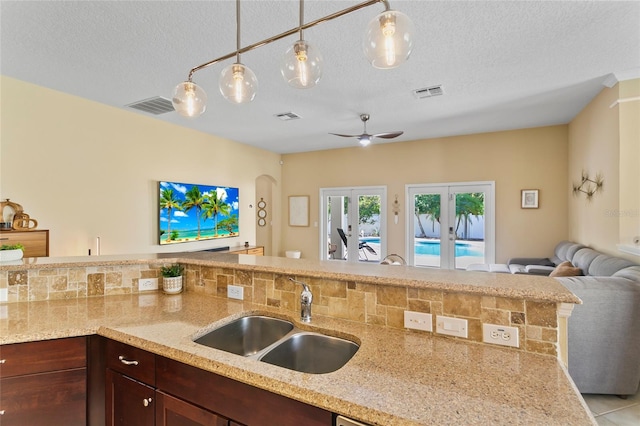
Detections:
[1, 0, 639, 154]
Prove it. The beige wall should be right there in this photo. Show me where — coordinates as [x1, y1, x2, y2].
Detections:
[568, 78, 639, 260]
[281, 126, 569, 262]
[0, 76, 282, 256]
[617, 79, 640, 252]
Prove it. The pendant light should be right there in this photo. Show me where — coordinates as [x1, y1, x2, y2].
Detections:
[172, 80, 207, 118]
[173, 1, 414, 117]
[363, 6, 414, 69]
[281, 0, 323, 89]
[219, 0, 258, 104]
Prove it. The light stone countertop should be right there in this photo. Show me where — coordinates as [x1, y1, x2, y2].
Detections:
[0, 251, 581, 304]
[0, 291, 595, 426]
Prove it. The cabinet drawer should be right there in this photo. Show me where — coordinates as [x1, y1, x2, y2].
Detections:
[106, 339, 155, 385]
[0, 337, 86, 378]
[0, 368, 87, 426]
[0, 230, 49, 257]
[156, 356, 331, 426]
[247, 247, 263, 255]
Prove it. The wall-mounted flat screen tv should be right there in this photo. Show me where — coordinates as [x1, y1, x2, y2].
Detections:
[159, 180, 239, 245]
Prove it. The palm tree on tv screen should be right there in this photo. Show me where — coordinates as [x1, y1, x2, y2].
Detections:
[183, 186, 206, 239]
[218, 214, 238, 236]
[203, 191, 231, 237]
[160, 188, 182, 241]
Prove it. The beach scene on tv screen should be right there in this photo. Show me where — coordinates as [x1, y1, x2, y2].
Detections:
[159, 181, 239, 245]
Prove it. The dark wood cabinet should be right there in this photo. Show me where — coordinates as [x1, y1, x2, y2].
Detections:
[0, 337, 87, 426]
[105, 339, 235, 426]
[104, 339, 331, 426]
[106, 368, 155, 426]
[156, 355, 331, 426]
[156, 391, 229, 426]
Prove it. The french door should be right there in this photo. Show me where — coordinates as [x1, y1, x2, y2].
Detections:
[407, 182, 494, 269]
[320, 187, 386, 263]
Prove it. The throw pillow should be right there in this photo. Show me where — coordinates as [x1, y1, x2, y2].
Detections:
[549, 261, 582, 277]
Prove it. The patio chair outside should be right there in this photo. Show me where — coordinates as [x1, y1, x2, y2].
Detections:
[337, 228, 377, 260]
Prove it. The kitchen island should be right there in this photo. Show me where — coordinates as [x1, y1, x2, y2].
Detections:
[0, 252, 594, 425]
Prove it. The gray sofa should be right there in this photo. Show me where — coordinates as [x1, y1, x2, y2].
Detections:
[515, 241, 640, 396]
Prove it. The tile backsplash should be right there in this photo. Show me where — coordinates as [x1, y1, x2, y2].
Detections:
[0, 262, 559, 356]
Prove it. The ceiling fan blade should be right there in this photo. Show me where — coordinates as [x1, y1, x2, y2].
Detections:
[372, 131, 404, 139]
[329, 133, 360, 138]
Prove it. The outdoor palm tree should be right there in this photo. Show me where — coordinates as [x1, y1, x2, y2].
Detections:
[455, 193, 484, 239]
[203, 190, 231, 236]
[159, 188, 182, 242]
[182, 186, 206, 239]
[414, 194, 441, 238]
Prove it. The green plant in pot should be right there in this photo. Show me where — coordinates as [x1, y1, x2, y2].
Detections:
[0, 243, 25, 262]
[161, 264, 183, 294]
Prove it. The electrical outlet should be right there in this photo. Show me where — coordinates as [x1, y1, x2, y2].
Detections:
[227, 285, 244, 300]
[435, 316, 468, 338]
[483, 324, 519, 348]
[138, 278, 158, 291]
[404, 311, 432, 332]
[0, 288, 7, 302]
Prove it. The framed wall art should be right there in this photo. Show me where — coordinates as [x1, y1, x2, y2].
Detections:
[288, 195, 309, 227]
[521, 189, 539, 209]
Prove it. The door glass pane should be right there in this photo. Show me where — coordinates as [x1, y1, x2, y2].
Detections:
[326, 196, 347, 261]
[453, 192, 486, 269]
[357, 194, 381, 262]
[413, 193, 442, 268]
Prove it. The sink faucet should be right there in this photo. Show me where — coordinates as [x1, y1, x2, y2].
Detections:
[289, 278, 312, 322]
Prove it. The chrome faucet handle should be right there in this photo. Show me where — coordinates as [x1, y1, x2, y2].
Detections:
[289, 278, 312, 322]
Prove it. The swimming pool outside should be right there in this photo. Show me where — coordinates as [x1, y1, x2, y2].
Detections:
[360, 237, 485, 268]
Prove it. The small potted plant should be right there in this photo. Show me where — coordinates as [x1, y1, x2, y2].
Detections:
[161, 263, 184, 294]
[0, 243, 25, 262]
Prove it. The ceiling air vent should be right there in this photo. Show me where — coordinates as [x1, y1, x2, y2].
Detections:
[126, 96, 175, 115]
[412, 85, 444, 99]
[275, 112, 301, 121]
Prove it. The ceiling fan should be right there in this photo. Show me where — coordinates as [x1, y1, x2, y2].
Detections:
[329, 114, 403, 147]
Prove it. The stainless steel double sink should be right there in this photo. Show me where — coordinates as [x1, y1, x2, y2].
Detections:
[194, 315, 359, 374]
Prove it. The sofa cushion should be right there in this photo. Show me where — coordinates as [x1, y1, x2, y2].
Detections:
[589, 255, 637, 277]
[552, 241, 586, 265]
[613, 266, 640, 281]
[549, 261, 582, 277]
[571, 248, 601, 275]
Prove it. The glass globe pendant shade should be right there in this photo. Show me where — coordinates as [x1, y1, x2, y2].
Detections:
[281, 40, 323, 89]
[363, 10, 414, 69]
[219, 63, 258, 104]
[171, 81, 207, 118]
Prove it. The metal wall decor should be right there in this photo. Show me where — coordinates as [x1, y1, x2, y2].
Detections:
[257, 198, 267, 227]
[573, 171, 604, 200]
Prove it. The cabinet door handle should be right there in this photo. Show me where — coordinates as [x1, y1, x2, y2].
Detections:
[0, 359, 6, 364]
[0, 410, 5, 415]
[143, 398, 153, 407]
[118, 355, 139, 366]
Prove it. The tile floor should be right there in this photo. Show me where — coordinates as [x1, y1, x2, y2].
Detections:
[582, 390, 640, 425]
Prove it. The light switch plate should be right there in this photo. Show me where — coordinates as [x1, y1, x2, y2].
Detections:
[436, 315, 468, 338]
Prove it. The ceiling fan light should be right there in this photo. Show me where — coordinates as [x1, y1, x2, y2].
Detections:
[219, 63, 258, 104]
[171, 81, 207, 118]
[363, 10, 414, 69]
[358, 136, 371, 147]
[281, 40, 323, 89]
